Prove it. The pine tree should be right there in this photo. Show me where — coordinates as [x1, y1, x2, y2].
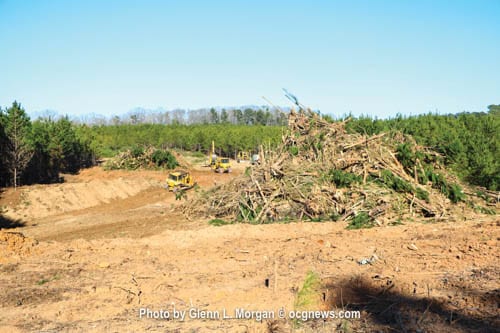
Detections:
[0, 108, 8, 186]
[220, 109, 229, 123]
[209, 108, 219, 124]
[3, 101, 33, 189]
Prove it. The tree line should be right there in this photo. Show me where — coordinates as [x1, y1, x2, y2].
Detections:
[71, 106, 289, 126]
[77, 123, 284, 158]
[83, 105, 499, 190]
[1, 100, 498, 191]
[0, 101, 95, 188]
[345, 105, 499, 190]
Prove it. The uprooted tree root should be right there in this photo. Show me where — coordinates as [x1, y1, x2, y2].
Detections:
[183, 109, 497, 225]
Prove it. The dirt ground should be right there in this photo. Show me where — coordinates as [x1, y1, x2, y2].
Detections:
[0, 159, 498, 332]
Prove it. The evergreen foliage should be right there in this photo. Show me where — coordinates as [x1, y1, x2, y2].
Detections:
[87, 123, 283, 158]
[325, 169, 362, 188]
[347, 212, 374, 229]
[347, 108, 499, 190]
[0, 102, 95, 187]
[0, 100, 498, 193]
[1, 101, 33, 188]
[104, 146, 178, 170]
[151, 149, 178, 169]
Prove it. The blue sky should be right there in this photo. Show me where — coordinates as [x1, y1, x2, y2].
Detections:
[0, 0, 499, 118]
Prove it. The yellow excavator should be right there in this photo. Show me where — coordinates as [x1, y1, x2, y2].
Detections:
[166, 171, 195, 192]
[208, 141, 232, 173]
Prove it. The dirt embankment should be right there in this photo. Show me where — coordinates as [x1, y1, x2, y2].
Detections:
[1, 173, 162, 221]
[0, 162, 246, 241]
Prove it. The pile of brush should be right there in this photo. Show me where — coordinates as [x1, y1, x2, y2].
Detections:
[104, 146, 179, 170]
[184, 109, 496, 225]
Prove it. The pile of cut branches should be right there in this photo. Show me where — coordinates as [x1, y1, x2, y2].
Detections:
[104, 146, 179, 170]
[184, 109, 496, 225]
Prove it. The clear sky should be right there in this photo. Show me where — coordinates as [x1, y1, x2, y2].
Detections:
[0, 0, 499, 118]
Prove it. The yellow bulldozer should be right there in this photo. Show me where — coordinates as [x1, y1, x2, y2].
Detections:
[166, 171, 195, 192]
[213, 157, 232, 173]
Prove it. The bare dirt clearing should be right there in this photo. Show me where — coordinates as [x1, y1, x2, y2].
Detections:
[0, 159, 245, 241]
[0, 164, 498, 332]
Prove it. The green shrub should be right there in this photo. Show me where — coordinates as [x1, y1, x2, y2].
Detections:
[428, 171, 465, 203]
[474, 205, 496, 215]
[415, 187, 430, 203]
[448, 183, 465, 203]
[347, 212, 374, 229]
[289, 146, 299, 156]
[326, 169, 362, 188]
[131, 145, 144, 158]
[380, 170, 414, 193]
[396, 143, 414, 170]
[475, 190, 487, 200]
[151, 149, 178, 169]
[208, 219, 232, 226]
[174, 189, 187, 201]
[237, 200, 262, 222]
[294, 271, 321, 310]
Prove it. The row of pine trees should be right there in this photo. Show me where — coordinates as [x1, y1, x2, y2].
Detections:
[345, 105, 499, 191]
[0, 101, 498, 191]
[0, 102, 95, 188]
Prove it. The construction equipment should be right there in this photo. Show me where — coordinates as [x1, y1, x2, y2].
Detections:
[207, 141, 232, 173]
[166, 171, 195, 192]
[237, 151, 250, 163]
[207, 141, 217, 168]
[251, 154, 260, 165]
[214, 157, 232, 173]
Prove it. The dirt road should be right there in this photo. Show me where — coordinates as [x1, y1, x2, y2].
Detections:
[0, 164, 498, 332]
